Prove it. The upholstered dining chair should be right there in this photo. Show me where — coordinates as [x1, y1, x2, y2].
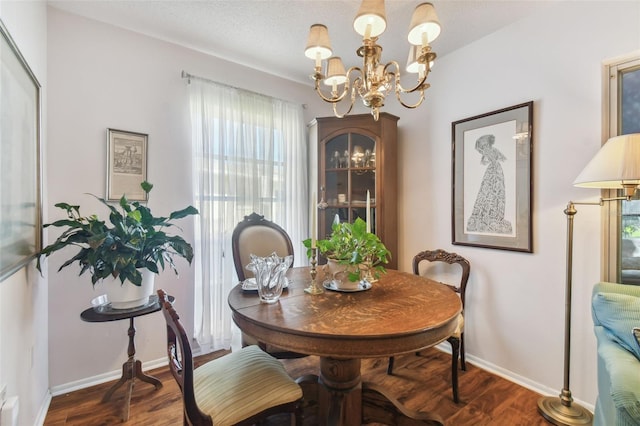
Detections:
[387, 249, 470, 404]
[231, 212, 306, 359]
[232, 212, 294, 281]
[157, 289, 304, 426]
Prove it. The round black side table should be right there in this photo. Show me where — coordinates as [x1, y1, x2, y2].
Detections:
[80, 294, 173, 421]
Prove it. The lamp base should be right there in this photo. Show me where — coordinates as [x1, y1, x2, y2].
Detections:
[537, 396, 593, 426]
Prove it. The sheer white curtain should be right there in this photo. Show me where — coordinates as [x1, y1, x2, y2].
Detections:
[188, 77, 308, 352]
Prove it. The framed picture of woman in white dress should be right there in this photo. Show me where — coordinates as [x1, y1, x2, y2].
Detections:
[452, 101, 533, 252]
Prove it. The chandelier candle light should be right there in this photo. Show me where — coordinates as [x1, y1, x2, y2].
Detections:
[304, 0, 441, 120]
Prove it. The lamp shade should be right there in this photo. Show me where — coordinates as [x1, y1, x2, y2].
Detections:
[305, 24, 332, 60]
[353, 0, 387, 38]
[408, 2, 441, 46]
[573, 133, 640, 189]
[324, 57, 347, 86]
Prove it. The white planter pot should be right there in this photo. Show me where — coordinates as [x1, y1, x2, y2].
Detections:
[103, 269, 155, 309]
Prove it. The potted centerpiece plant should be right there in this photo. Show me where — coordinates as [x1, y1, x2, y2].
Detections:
[36, 181, 198, 308]
[303, 217, 390, 284]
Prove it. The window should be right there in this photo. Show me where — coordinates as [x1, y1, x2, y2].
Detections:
[604, 55, 640, 284]
[187, 77, 308, 351]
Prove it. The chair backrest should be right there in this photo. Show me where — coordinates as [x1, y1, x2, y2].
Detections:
[232, 212, 294, 281]
[412, 249, 470, 308]
[158, 289, 212, 425]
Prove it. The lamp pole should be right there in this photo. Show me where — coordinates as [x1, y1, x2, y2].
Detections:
[537, 201, 594, 426]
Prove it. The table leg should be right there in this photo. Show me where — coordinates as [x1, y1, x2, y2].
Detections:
[132, 359, 162, 388]
[101, 360, 135, 403]
[101, 317, 162, 422]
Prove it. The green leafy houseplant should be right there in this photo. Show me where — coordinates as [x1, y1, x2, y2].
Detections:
[303, 217, 391, 282]
[36, 181, 198, 286]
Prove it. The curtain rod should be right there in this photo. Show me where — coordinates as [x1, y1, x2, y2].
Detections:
[181, 70, 305, 108]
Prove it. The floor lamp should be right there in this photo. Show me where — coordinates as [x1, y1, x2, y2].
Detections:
[537, 133, 640, 426]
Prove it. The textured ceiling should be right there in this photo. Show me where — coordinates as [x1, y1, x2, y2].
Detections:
[48, 0, 557, 84]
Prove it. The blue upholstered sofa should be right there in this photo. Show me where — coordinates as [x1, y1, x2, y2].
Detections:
[591, 282, 640, 426]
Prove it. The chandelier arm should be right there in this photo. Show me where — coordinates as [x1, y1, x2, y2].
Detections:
[314, 78, 350, 104]
[386, 60, 431, 94]
[332, 76, 361, 118]
[376, 61, 425, 109]
[313, 66, 365, 105]
[396, 89, 425, 109]
[332, 99, 355, 118]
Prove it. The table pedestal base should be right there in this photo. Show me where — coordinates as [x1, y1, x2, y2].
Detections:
[362, 383, 444, 426]
[303, 357, 443, 426]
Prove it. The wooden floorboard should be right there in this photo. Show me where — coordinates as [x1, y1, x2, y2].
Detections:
[44, 347, 554, 425]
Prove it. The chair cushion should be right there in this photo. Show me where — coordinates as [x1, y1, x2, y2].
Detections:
[193, 345, 302, 426]
[592, 291, 640, 360]
[450, 313, 464, 338]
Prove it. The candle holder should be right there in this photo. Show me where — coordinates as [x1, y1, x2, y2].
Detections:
[305, 247, 324, 295]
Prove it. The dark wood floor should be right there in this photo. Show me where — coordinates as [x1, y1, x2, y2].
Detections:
[44, 347, 553, 425]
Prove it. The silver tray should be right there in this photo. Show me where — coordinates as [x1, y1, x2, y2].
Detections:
[323, 280, 371, 292]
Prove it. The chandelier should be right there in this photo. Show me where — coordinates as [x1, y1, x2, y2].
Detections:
[304, 0, 441, 120]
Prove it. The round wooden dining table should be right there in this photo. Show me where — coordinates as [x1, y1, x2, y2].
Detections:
[228, 267, 461, 426]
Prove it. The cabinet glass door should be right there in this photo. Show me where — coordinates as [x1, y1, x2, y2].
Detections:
[321, 132, 376, 238]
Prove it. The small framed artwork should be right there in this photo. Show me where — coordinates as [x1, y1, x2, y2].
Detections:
[107, 128, 148, 202]
[0, 19, 42, 282]
[452, 101, 533, 252]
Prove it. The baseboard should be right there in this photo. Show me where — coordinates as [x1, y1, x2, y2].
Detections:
[48, 347, 207, 397]
[434, 343, 595, 412]
[49, 357, 169, 397]
[34, 390, 52, 426]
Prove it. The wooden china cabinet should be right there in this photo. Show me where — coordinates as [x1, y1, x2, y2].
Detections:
[310, 113, 398, 269]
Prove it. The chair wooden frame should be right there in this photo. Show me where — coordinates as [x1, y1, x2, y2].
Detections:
[387, 249, 470, 403]
[158, 289, 303, 425]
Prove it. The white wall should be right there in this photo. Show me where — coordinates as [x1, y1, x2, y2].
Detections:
[46, 6, 325, 391]
[0, 1, 49, 425]
[35, 0, 640, 420]
[387, 1, 640, 407]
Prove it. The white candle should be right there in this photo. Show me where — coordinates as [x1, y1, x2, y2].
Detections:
[311, 192, 316, 248]
[366, 190, 371, 233]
